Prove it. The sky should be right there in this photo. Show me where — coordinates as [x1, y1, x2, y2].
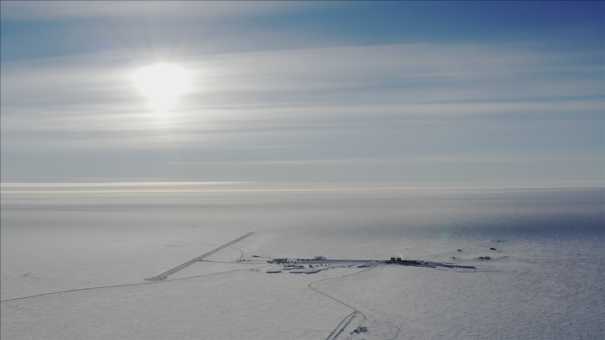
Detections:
[1, 1, 604, 187]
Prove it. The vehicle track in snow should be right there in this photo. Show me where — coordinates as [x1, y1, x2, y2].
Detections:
[1, 267, 263, 304]
[2, 232, 257, 303]
[307, 267, 373, 340]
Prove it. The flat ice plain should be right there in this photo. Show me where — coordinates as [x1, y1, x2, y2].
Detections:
[1, 183, 604, 339]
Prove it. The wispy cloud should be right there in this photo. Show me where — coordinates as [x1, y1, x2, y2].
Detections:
[2, 43, 603, 136]
[1, 2, 603, 185]
[0, 1, 305, 20]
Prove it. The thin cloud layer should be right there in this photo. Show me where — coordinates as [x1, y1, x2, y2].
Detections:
[0, 1, 303, 20]
[1, 2, 604, 186]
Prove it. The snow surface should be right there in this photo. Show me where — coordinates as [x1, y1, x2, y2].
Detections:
[2, 186, 604, 339]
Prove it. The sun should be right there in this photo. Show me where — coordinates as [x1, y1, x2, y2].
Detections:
[132, 63, 192, 111]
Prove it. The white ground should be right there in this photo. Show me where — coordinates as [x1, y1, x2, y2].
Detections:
[2, 187, 604, 339]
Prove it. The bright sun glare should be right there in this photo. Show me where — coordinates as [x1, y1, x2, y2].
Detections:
[132, 63, 192, 111]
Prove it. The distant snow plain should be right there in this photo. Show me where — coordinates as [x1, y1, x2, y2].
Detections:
[2, 183, 604, 339]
